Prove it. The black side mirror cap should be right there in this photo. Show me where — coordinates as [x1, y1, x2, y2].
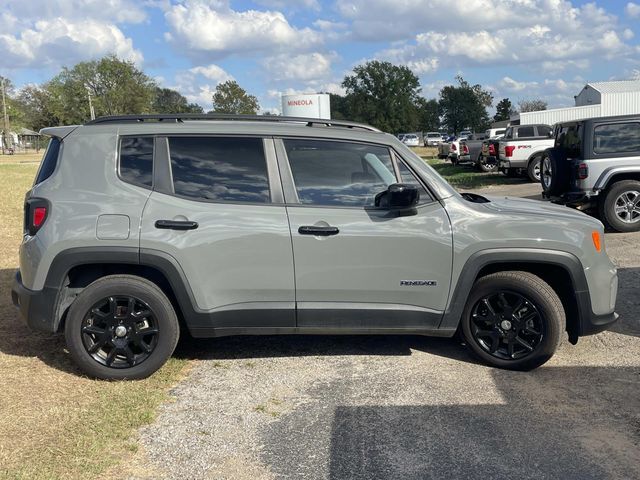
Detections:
[374, 183, 420, 209]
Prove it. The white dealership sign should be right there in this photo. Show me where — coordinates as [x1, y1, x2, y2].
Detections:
[281, 94, 331, 119]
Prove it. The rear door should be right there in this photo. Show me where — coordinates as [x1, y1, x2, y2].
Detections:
[276, 137, 453, 330]
[139, 135, 295, 331]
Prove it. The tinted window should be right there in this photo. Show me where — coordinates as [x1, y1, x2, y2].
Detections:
[397, 160, 431, 204]
[120, 137, 153, 187]
[593, 123, 640, 154]
[537, 125, 552, 137]
[284, 139, 396, 207]
[34, 137, 61, 184]
[517, 126, 535, 138]
[555, 124, 582, 157]
[169, 137, 269, 203]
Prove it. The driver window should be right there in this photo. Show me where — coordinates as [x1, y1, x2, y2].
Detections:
[284, 139, 396, 207]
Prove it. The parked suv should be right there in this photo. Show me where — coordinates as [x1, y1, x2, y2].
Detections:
[541, 114, 640, 232]
[498, 124, 554, 181]
[12, 115, 618, 379]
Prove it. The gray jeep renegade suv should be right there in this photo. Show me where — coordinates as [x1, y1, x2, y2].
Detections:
[12, 114, 619, 379]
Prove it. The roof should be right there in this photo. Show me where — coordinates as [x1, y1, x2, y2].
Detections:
[18, 127, 40, 136]
[585, 80, 640, 94]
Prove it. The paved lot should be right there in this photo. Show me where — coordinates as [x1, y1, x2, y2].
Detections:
[126, 182, 640, 480]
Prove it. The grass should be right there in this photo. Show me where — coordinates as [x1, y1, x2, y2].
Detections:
[0, 152, 43, 164]
[0, 163, 189, 480]
[425, 158, 528, 190]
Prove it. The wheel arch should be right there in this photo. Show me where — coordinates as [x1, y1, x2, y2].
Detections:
[594, 167, 640, 191]
[440, 249, 590, 344]
[44, 247, 194, 334]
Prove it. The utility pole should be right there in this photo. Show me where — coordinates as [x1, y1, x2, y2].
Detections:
[87, 86, 95, 121]
[1, 78, 10, 154]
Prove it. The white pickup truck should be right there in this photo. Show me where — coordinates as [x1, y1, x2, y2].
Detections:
[498, 124, 554, 181]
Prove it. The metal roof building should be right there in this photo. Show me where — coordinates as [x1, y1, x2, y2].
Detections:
[513, 79, 640, 126]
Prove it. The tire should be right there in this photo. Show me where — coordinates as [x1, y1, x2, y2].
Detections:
[450, 156, 458, 165]
[527, 156, 542, 182]
[598, 180, 640, 233]
[65, 275, 180, 380]
[540, 148, 570, 196]
[478, 155, 497, 172]
[460, 271, 565, 371]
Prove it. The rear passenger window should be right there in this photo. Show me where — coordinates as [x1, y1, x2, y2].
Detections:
[517, 126, 535, 138]
[169, 137, 270, 203]
[593, 123, 640, 154]
[537, 126, 552, 137]
[284, 139, 396, 207]
[120, 137, 153, 187]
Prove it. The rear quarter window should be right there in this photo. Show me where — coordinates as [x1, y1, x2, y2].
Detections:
[593, 122, 640, 155]
[34, 137, 61, 185]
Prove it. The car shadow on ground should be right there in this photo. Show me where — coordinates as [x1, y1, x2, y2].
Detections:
[261, 365, 640, 480]
[174, 333, 480, 365]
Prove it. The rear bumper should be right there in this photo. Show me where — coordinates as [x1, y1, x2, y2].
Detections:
[11, 270, 59, 333]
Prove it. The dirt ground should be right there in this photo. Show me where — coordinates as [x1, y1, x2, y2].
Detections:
[119, 182, 640, 480]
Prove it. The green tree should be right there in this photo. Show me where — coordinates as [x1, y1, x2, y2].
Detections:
[326, 93, 349, 120]
[494, 98, 514, 122]
[518, 99, 547, 113]
[416, 98, 440, 132]
[15, 84, 61, 131]
[152, 87, 203, 114]
[210, 80, 259, 114]
[47, 55, 156, 124]
[439, 76, 493, 134]
[342, 61, 421, 133]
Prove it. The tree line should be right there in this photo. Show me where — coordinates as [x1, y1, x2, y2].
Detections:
[2, 55, 547, 134]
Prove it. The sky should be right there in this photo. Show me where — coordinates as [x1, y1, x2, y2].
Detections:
[1, 0, 639, 114]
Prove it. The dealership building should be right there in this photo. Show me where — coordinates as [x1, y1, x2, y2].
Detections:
[510, 79, 640, 126]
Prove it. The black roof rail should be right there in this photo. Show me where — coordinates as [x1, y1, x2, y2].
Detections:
[85, 114, 381, 132]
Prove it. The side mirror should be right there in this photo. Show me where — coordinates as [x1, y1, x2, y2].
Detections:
[374, 183, 419, 209]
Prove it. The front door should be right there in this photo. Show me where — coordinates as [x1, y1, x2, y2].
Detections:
[276, 138, 453, 329]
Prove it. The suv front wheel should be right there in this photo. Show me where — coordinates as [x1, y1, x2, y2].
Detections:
[65, 275, 180, 380]
[461, 271, 565, 370]
[599, 180, 640, 233]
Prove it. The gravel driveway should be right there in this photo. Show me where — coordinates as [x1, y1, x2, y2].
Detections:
[124, 182, 640, 480]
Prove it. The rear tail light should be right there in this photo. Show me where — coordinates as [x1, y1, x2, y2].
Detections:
[24, 198, 49, 236]
[450, 143, 457, 151]
[577, 163, 589, 180]
[462, 144, 469, 155]
[505, 146, 516, 157]
[489, 144, 496, 155]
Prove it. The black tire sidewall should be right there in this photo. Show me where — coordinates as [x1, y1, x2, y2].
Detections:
[542, 148, 570, 195]
[65, 276, 179, 380]
[461, 273, 564, 370]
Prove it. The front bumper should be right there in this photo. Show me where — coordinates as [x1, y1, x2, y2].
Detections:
[11, 270, 59, 333]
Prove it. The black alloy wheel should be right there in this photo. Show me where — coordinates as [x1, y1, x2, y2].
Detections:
[469, 291, 544, 360]
[81, 295, 159, 368]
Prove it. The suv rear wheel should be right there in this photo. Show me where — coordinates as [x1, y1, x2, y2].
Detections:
[65, 275, 179, 380]
[461, 271, 565, 370]
[599, 180, 640, 232]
